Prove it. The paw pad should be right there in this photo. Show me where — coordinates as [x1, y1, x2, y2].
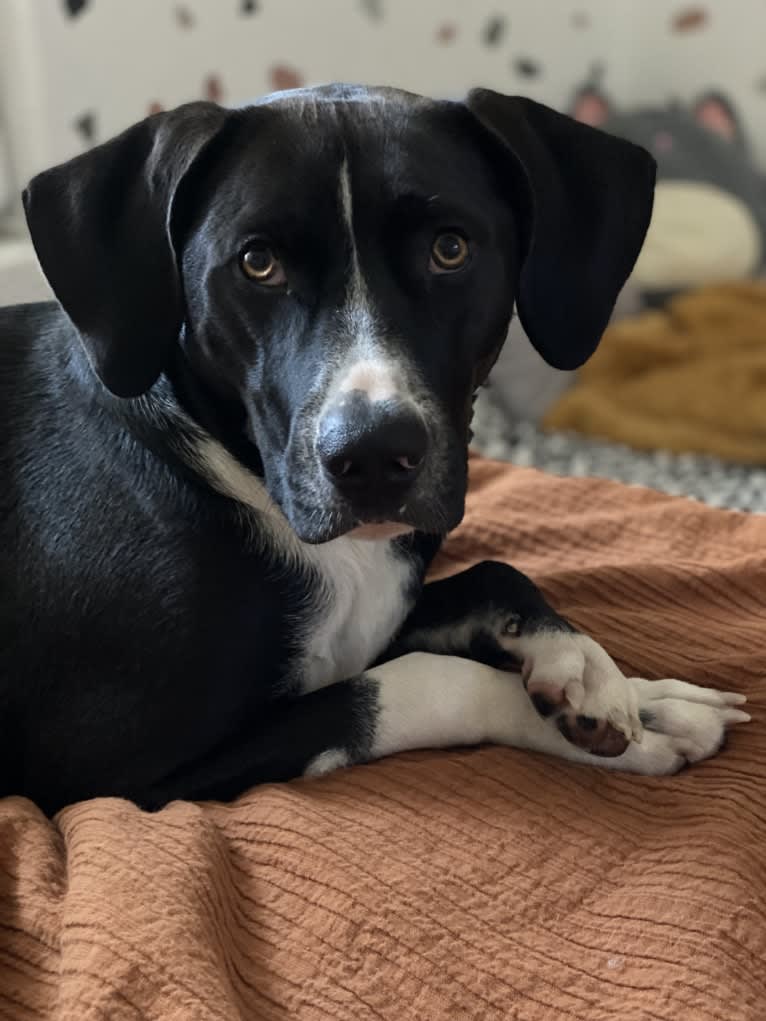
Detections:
[557, 712, 630, 757]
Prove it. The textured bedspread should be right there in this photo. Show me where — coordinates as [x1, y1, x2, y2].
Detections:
[1, 458, 764, 1020]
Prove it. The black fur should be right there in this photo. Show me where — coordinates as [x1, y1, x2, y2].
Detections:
[0, 85, 655, 814]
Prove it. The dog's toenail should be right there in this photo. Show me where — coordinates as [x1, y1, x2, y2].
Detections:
[532, 693, 556, 717]
[576, 714, 598, 731]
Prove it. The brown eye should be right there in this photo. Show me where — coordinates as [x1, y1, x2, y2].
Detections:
[430, 232, 470, 273]
[240, 244, 286, 285]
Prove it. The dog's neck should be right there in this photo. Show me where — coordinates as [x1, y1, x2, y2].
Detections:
[163, 340, 266, 479]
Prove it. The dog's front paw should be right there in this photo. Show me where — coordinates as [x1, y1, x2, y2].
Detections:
[502, 631, 643, 756]
[499, 629, 749, 763]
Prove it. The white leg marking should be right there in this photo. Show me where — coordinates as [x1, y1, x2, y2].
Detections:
[304, 748, 350, 778]
[368, 653, 536, 757]
[364, 653, 748, 775]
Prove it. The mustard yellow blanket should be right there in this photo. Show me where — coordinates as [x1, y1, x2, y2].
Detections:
[544, 281, 766, 463]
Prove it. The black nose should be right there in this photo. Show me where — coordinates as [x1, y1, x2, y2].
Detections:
[317, 393, 428, 499]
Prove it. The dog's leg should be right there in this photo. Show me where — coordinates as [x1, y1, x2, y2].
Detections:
[143, 650, 747, 808]
[330, 653, 748, 780]
[386, 560, 749, 758]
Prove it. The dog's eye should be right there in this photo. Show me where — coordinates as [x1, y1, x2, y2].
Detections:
[429, 232, 470, 273]
[240, 244, 286, 286]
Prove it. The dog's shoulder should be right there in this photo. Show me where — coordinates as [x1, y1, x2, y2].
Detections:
[0, 300, 61, 336]
[0, 302, 67, 394]
[0, 302, 90, 440]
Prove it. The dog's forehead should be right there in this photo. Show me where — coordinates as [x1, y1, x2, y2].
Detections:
[248, 82, 427, 119]
[221, 86, 492, 209]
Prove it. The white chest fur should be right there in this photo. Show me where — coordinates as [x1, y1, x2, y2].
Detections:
[299, 537, 414, 692]
[192, 434, 416, 692]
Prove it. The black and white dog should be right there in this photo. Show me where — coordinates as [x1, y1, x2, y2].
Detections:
[0, 85, 748, 816]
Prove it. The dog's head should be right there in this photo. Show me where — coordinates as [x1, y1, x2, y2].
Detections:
[24, 85, 655, 543]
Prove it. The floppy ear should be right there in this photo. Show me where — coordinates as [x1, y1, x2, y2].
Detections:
[23, 102, 229, 397]
[465, 89, 656, 370]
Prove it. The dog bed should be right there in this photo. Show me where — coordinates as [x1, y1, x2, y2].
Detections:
[1, 457, 764, 1021]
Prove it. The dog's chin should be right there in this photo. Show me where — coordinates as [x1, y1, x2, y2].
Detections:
[281, 478, 466, 545]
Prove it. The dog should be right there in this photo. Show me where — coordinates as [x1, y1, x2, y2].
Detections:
[0, 84, 749, 816]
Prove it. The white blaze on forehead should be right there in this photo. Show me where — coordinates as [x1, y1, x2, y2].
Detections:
[336, 358, 400, 401]
[338, 158, 377, 339]
[334, 158, 407, 403]
[339, 157, 355, 242]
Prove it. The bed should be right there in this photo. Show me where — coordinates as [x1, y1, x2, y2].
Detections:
[1, 456, 763, 1021]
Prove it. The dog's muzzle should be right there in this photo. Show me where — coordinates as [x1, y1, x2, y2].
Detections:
[316, 391, 428, 514]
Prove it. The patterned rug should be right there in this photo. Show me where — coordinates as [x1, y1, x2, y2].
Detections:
[472, 391, 766, 513]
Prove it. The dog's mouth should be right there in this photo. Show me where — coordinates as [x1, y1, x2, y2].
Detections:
[288, 503, 421, 545]
[283, 486, 462, 545]
[345, 521, 416, 541]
